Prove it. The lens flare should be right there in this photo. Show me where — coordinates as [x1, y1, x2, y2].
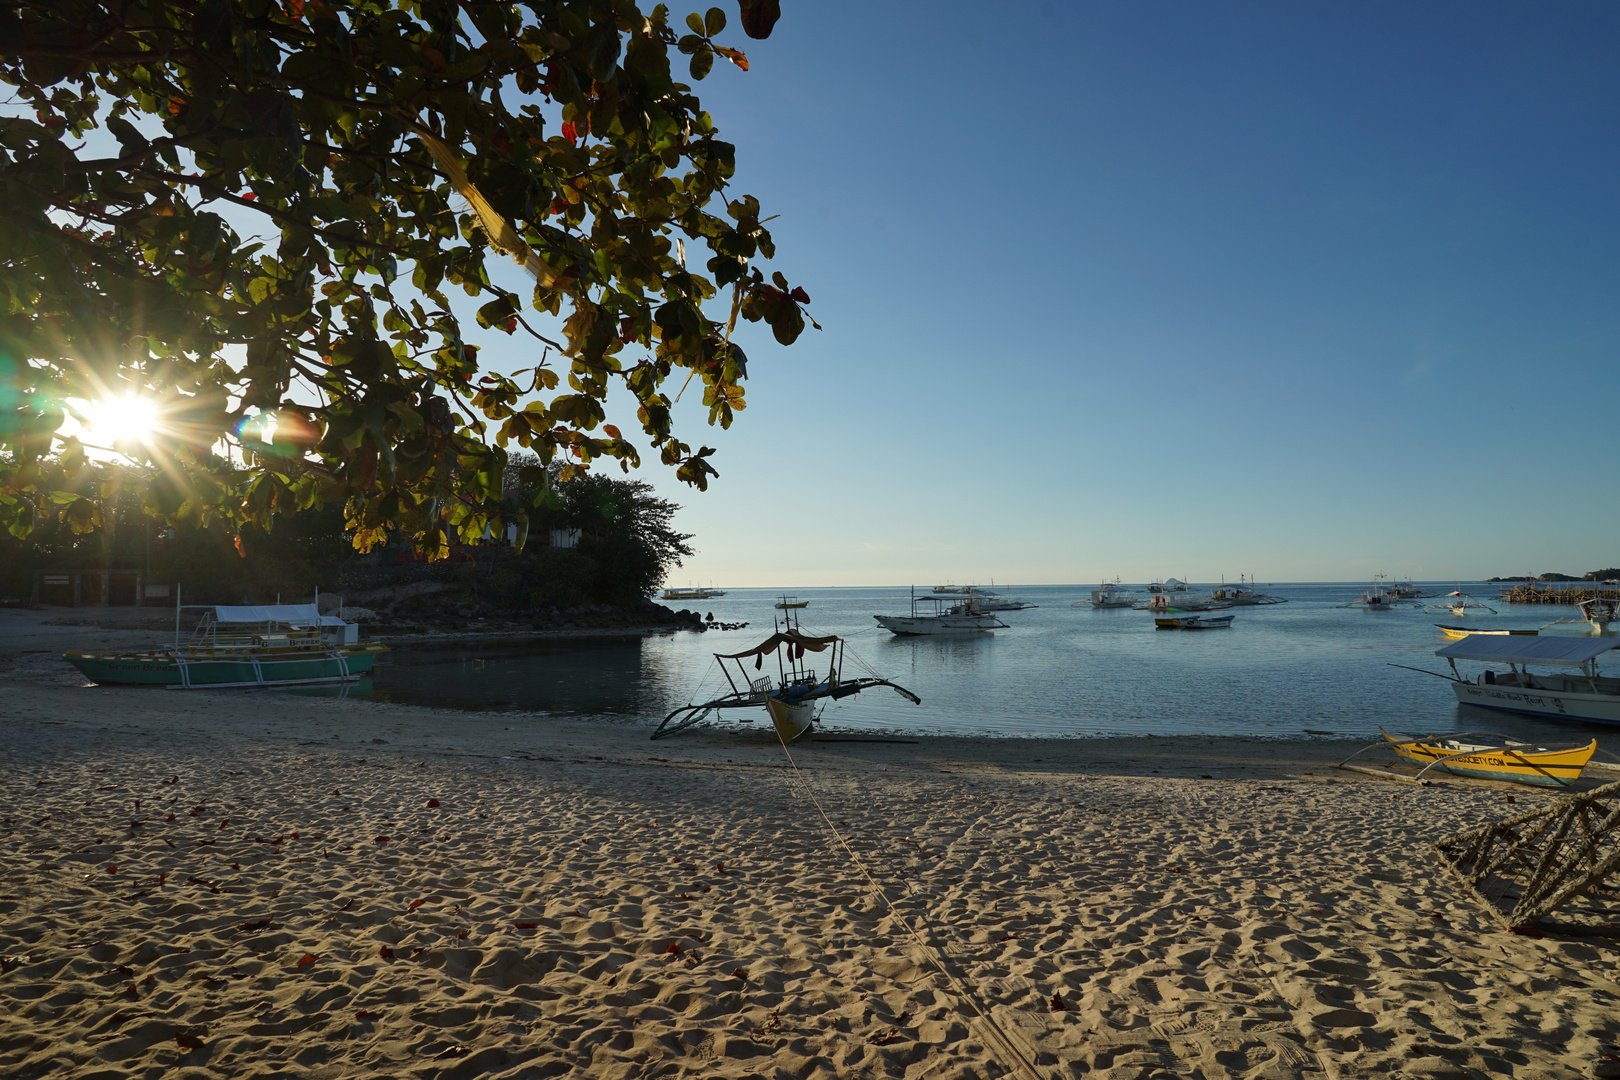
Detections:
[77, 394, 162, 447]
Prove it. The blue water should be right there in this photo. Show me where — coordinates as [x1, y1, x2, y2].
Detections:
[358, 583, 1617, 741]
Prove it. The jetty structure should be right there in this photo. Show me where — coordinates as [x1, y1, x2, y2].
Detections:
[1498, 582, 1620, 606]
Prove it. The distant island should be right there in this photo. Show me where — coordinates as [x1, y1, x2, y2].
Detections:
[1488, 569, 1620, 583]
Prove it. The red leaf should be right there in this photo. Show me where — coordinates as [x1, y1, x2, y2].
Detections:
[406, 899, 424, 912]
[355, 1009, 374, 1018]
[503, 317, 517, 334]
[374, 836, 389, 844]
[241, 192, 257, 201]
[730, 968, 747, 980]
[296, 953, 318, 967]
[665, 942, 682, 955]
[285, 0, 305, 18]
[1050, 992, 1069, 1012]
[514, 922, 538, 930]
[603, 424, 621, 439]
[713, 45, 750, 70]
[106, 865, 117, 875]
[789, 286, 810, 303]
[426, 798, 440, 808]
[378, 946, 394, 959]
[560, 121, 577, 143]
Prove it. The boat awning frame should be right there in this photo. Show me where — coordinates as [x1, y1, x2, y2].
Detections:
[211, 604, 343, 626]
[1434, 635, 1620, 667]
[714, 631, 839, 660]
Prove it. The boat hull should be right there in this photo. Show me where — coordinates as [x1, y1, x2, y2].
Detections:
[1384, 733, 1596, 787]
[764, 694, 814, 742]
[1155, 615, 1234, 630]
[1437, 625, 1538, 639]
[65, 646, 384, 688]
[1450, 680, 1620, 726]
[874, 614, 1001, 635]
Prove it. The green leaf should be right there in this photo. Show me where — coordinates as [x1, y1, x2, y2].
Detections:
[685, 11, 705, 34]
[704, 6, 726, 35]
[689, 49, 714, 80]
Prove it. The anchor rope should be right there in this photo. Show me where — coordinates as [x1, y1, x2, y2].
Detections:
[768, 723, 1045, 1080]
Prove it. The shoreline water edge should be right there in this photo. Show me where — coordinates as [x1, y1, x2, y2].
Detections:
[3, 611, 1618, 1078]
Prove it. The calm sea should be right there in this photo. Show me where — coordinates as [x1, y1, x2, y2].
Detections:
[347, 583, 1613, 742]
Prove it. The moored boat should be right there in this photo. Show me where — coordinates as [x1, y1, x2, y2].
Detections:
[1404, 634, 1620, 726]
[654, 608, 921, 740]
[1379, 729, 1598, 787]
[1154, 614, 1235, 630]
[876, 589, 1009, 635]
[1080, 581, 1134, 608]
[1436, 625, 1538, 639]
[64, 604, 385, 689]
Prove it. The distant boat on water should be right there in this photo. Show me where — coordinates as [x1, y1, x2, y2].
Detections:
[662, 586, 725, 600]
[876, 588, 1009, 635]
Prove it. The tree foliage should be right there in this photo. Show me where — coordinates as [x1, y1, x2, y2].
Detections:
[0, 0, 810, 557]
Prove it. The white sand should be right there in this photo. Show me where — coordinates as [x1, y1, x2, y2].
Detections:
[2, 611, 1618, 1079]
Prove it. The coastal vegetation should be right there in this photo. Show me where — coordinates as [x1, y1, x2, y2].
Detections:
[0, 0, 806, 560]
[0, 450, 694, 623]
[1488, 570, 1620, 582]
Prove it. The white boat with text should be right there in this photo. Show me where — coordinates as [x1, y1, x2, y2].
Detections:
[1399, 634, 1620, 727]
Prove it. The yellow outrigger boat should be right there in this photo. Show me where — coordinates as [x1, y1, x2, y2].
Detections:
[1338, 729, 1604, 787]
[1436, 625, 1538, 640]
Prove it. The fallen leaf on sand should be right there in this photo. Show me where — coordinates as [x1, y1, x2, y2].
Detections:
[406, 899, 424, 912]
[296, 953, 318, 967]
[869, 1028, 904, 1045]
[374, 836, 390, 844]
[995, 933, 1019, 943]
[426, 799, 441, 808]
[355, 1009, 374, 1019]
[1050, 992, 1069, 1012]
[730, 968, 748, 980]
[665, 942, 682, 955]
[379, 946, 394, 959]
[514, 922, 538, 930]
[432, 1045, 469, 1059]
[106, 865, 117, 875]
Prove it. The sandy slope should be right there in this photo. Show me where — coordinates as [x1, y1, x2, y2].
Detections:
[1, 625, 1618, 1078]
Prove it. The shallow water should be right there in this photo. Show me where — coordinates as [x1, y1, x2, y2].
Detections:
[346, 582, 1615, 742]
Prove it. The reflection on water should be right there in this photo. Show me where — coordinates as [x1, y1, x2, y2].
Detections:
[365, 635, 686, 715]
[289, 584, 1620, 743]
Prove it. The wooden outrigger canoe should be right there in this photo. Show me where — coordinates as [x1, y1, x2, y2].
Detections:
[1338, 729, 1605, 787]
[653, 612, 921, 742]
[1436, 625, 1538, 640]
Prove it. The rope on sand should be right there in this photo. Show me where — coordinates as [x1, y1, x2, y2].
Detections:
[769, 726, 1047, 1080]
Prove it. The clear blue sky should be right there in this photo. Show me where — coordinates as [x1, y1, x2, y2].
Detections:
[526, 3, 1620, 585]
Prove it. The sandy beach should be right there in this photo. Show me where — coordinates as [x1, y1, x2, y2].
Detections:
[3, 609, 1618, 1079]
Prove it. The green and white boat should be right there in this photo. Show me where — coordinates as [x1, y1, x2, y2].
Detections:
[65, 603, 386, 689]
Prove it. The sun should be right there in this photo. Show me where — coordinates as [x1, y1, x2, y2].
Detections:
[76, 394, 163, 448]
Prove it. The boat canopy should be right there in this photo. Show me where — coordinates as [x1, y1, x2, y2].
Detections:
[1435, 635, 1620, 667]
[715, 631, 839, 659]
[213, 604, 346, 626]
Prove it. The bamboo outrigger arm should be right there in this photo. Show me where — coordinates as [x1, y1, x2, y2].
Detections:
[650, 678, 920, 741]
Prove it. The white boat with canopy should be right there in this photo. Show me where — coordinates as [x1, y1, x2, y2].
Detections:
[1403, 634, 1620, 726]
[875, 588, 1009, 635]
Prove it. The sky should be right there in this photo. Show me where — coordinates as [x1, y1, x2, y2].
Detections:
[49, 2, 1620, 587]
[557, 0, 1619, 588]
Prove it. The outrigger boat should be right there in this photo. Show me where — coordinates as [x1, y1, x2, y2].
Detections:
[1339, 574, 1420, 610]
[1154, 614, 1234, 630]
[654, 609, 920, 741]
[876, 588, 1009, 635]
[64, 602, 385, 689]
[661, 586, 724, 600]
[1337, 729, 1608, 787]
[1425, 590, 1497, 617]
[1436, 625, 1538, 639]
[1541, 597, 1620, 634]
[1395, 634, 1620, 726]
[1078, 581, 1135, 609]
[774, 596, 809, 609]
